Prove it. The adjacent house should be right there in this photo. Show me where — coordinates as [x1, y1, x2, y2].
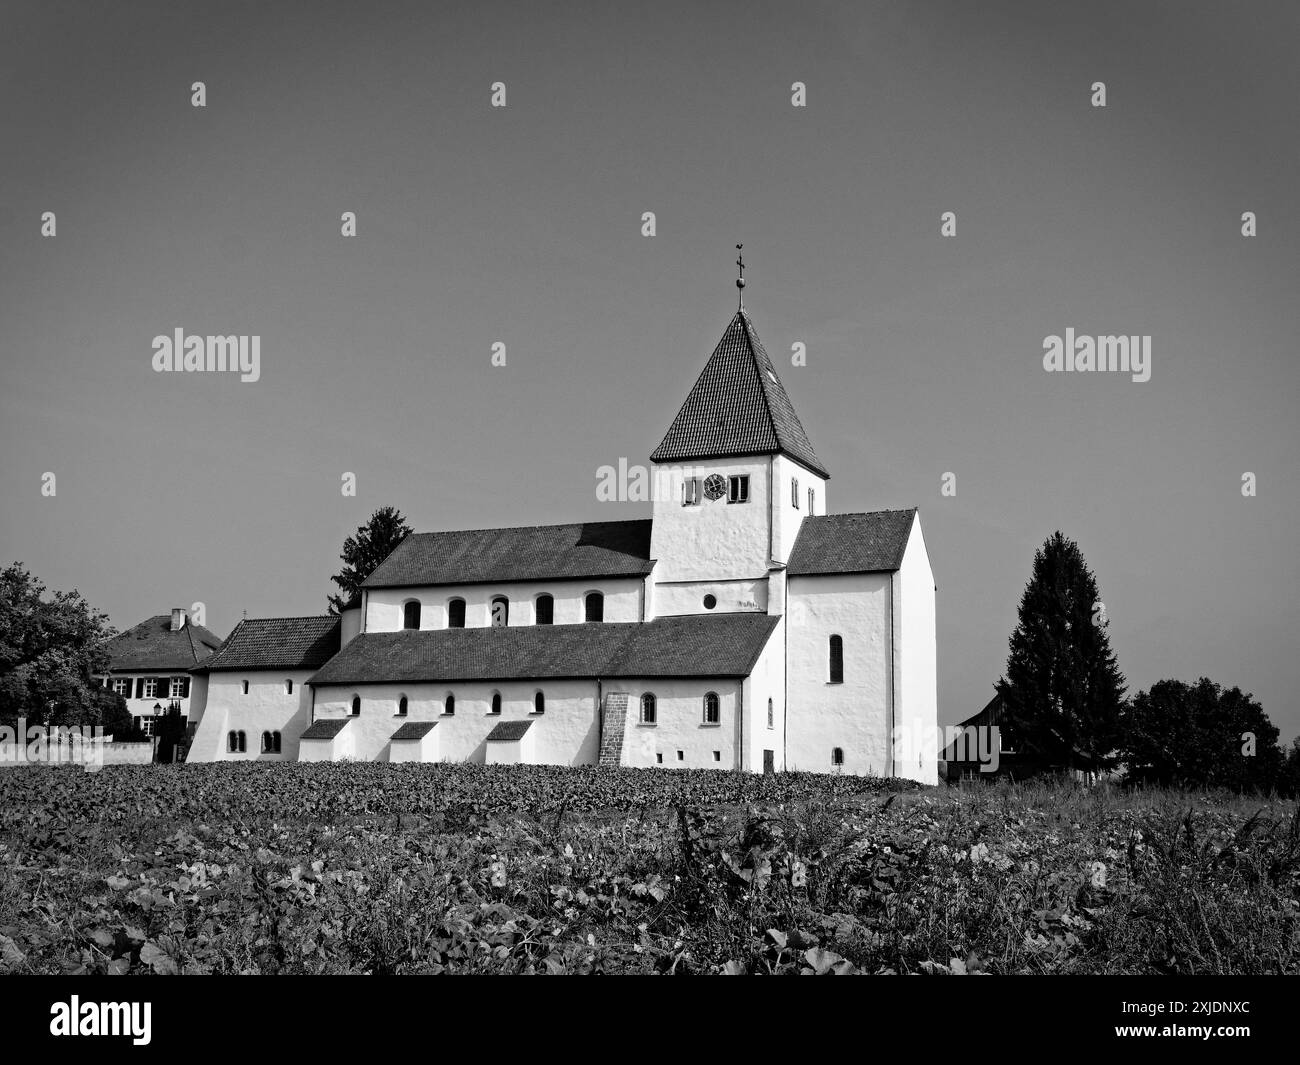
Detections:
[99, 608, 224, 737]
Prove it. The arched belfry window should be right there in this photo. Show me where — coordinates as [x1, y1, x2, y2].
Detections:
[585, 592, 604, 623]
[829, 635, 844, 684]
[402, 600, 421, 629]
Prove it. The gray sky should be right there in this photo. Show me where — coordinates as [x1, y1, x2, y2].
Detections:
[2, 0, 1297, 737]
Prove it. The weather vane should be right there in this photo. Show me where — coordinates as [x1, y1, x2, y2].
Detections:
[736, 243, 745, 310]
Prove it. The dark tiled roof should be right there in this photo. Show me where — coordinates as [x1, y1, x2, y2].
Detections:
[308, 613, 780, 686]
[486, 720, 533, 742]
[650, 311, 829, 479]
[301, 718, 350, 740]
[104, 615, 226, 672]
[390, 721, 437, 741]
[194, 616, 341, 673]
[362, 520, 654, 588]
[786, 510, 917, 576]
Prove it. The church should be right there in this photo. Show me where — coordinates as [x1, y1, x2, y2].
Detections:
[186, 280, 938, 782]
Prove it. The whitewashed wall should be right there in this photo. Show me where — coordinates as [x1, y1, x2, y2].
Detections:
[742, 614, 786, 772]
[187, 670, 316, 762]
[365, 578, 643, 632]
[652, 577, 768, 617]
[895, 515, 938, 784]
[770, 454, 826, 565]
[649, 457, 773, 583]
[618, 678, 741, 770]
[312, 680, 600, 764]
[786, 572, 891, 775]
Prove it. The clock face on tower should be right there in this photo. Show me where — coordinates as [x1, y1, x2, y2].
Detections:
[703, 474, 726, 500]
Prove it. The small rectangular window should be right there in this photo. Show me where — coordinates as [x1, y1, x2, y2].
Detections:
[727, 475, 749, 504]
[808, 487, 814, 514]
[713, 751, 720, 762]
[677, 750, 684, 761]
[792, 478, 799, 508]
[656, 752, 663, 764]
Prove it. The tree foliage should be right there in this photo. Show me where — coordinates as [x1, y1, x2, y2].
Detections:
[995, 532, 1126, 771]
[327, 507, 412, 614]
[1121, 678, 1283, 790]
[0, 562, 128, 729]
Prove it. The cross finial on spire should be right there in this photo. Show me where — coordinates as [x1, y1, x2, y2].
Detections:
[735, 244, 746, 310]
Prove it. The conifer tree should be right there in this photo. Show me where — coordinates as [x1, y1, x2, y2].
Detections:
[995, 532, 1126, 771]
[327, 507, 412, 614]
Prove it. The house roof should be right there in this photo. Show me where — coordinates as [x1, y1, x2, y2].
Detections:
[104, 615, 226, 673]
[308, 613, 780, 686]
[300, 718, 350, 741]
[786, 509, 917, 576]
[193, 616, 341, 673]
[486, 720, 533, 742]
[362, 520, 654, 589]
[650, 310, 829, 479]
[390, 721, 437, 741]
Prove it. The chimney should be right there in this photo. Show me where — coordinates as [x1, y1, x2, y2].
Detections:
[170, 607, 187, 631]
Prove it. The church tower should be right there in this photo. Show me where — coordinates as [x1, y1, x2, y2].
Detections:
[648, 258, 829, 617]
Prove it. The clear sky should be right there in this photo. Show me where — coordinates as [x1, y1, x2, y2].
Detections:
[2, 0, 1296, 737]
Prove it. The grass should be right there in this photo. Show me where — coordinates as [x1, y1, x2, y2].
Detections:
[0, 764, 1296, 974]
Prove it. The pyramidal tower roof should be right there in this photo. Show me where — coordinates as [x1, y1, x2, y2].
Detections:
[650, 309, 829, 479]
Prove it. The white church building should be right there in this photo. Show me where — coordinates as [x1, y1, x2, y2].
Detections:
[188, 296, 938, 781]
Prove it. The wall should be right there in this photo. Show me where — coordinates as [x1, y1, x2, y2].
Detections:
[786, 572, 891, 775]
[617, 678, 741, 770]
[485, 727, 536, 765]
[652, 577, 767, 618]
[187, 670, 317, 762]
[311, 680, 600, 765]
[895, 514, 938, 784]
[649, 457, 773, 583]
[742, 614, 786, 772]
[365, 578, 643, 632]
[770, 455, 826, 565]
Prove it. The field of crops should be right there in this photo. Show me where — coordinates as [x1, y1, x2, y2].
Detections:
[1, 762, 1297, 974]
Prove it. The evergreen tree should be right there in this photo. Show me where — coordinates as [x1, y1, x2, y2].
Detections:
[995, 532, 1126, 771]
[327, 507, 412, 614]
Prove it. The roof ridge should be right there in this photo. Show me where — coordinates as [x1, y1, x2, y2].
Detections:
[739, 311, 782, 457]
[406, 517, 650, 539]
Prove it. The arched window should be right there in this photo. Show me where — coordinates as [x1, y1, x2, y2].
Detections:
[270, 731, 281, 753]
[241, 680, 249, 695]
[829, 635, 844, 683]
[808, 487, 814, 515]
[490, 596, 509, 627]
[767, 698, 774, 729]
[703, 691, 720, 725]
[490, 691, 502, 715]
[237, 730, 247, 753]
[584, 592, 604, 623]
[397, 695, 408, 717]
[640, 692, 656, 724]
[227, 731, 239, 753]
[792, 477, 799, 508]
[350, 695, 361, 716]
[832, 747, 844, 767]
[403, 600, 421, 630]
[533, 690, 545, 715]
[444, 693, 455, 716]
[535, 594, 554, 625]
[447, 598, 466, 628]
[284, 679, 293, 695]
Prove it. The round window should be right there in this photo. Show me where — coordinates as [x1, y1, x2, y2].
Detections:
[703, 594, 717, 610]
